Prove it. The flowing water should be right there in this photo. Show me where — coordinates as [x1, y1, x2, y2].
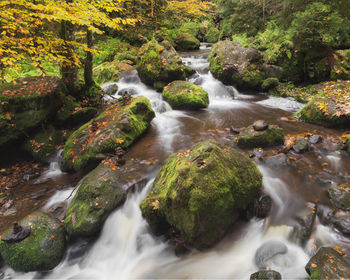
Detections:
[2, 43, 350, 279]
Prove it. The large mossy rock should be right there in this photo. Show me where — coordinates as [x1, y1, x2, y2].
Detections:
[22, 125, 65, 163]
[140, 140, 262, 250]
[162, 81, 209, 110]
[298, 81, 350, 127]
[237, 125, 284, 148]
[305, 247, 350, 279]
[175, 33, 200, 51]
[62, 96, 155, 172]
[136, 39, 195, 90]
[208, 40, 265, 90]
[328, 187, 350, 211]
[0, 211, 65, 272]
[0, 77, 63, 149]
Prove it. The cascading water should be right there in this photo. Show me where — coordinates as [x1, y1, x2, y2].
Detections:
[3, 43, 350, 279]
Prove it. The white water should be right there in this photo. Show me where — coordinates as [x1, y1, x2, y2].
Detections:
[40, 149, 65, 179]
[3, 43, 345, 279]
[256, 96, 304, 112]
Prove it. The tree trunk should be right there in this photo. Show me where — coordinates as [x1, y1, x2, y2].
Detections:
[84, 28, 94, 88]
[60, 1, 79, 95]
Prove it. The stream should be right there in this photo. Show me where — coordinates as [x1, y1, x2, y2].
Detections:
[2, 43, 350, 279]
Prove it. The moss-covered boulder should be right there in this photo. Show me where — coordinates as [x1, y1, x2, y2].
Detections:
[0, 77, 63, 149]
[237, 125, 284, 148]
[62, 96, 155, 172]
[140, 140, 262, 250]
[175, 33, 200, 51]
[208, 40, 266, 90]
[298, 81, 350, 127]
[0, 211, 65, 272]
[23, 125, 65, 163]
[305, 247, 350, 279]
[162, 81, 209, 110]
[328, 187, 350, 211]
[136, 39, 195, 90]
[93, 61, 134, 85]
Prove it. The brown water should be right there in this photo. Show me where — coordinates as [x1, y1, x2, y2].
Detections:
[2, 44, 350, 279]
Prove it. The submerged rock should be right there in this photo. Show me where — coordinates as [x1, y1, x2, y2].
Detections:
[237, 124, 284, 148]
[62, 96, 155, 172]
[175, 33, 200, 51]
[328, 187, 350, 211]
[0, 211, 65, 272]
[255, 240, 288, 270]
[208, 40, 265, 90]
[264, 154, 290, 168]
[305, 247, 350, 279]
[136, 40, 194, 90]
[162, 81, 209, 110]
[250, 270, 282, 280]
[140, 140, 262, 250]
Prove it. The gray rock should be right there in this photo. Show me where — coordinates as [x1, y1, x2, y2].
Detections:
[305, 247, 350, 279]
[103, 83, 118, 95]
[255, 240, 288, 269]
[328, 187, 350, 211]
[293, 138, 309, 153]
[265, 154, 290, 168]
[253, 120, 268, 131]
[118, 87, 138, 96]
[309, 135, 322, 144]
[262, 64, 283, 79]
[250, 270, 282, 280]
[333, 211, 350, 236]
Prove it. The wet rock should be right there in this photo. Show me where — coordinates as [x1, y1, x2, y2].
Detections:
[140, 140, 262, 250]
[30, 177, 52, 185]
[253, 120, 268, 131]
[47, 201, 68, 221]
[3, 208, 17, 217]
[328, 187, 350, 211]
[305, 247, 350, 279]
[333, 211, 350, 236]
[0, 211, 65, 272]
[262, 64, 283, 80]
[255, 241, 288, 269]
[254, 195, 272, 218]
[118, 87, 138, 96]
[250, 270, 282, 280]
[192, 76, 203, 86]
[293, 138, 309, 153]
[1, 222, 31, 243]
[253, 148, 266, 160]
[265, 154, 290, 168]
[30, 188, 49, 200]
[65, 159, 147, 238]
[237, 125, 284, 148]
[103, 83, 118, 95]
[309, 135, 322, 145]
[208, 40, 265, 90]
[22, 173, 40, 183]
[62, 96, 155, 172]
[291, 202, 317, 246]
[162, 81, 209, 110]
[230, 127, 241, 135]
[174, 244, 191, 257]
[175, 33, 200, 51]
[136, 40, 195, 90]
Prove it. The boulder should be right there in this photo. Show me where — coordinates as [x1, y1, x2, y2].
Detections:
[328, 187, 350, 211]
[0, 211, 65, 272]
[297, 81, 350, 127]
[262, 78, 279, 92]
[265, 154, 290, 168]
[102, 83, 118, 95]
[305, 247, 350, 279]
[175, 33, 200, 51]
[0, 76, 63, 149]
[255, 240, 288, 270]
[22, 125, 64, 163]
[64, 158, 146, 238]
[262, 64, 283, 80]
[62, 96, 155, 172]
[250, 270, 282, 280]
[140, 140, 262, 250]
[293, 138, 309, 153]
[136, 40, 195, 90]
[237, 125, 284, 148]
[333, 211, 350, 236]
[208, 40, 265, 90]
[162, 81, 209, 110]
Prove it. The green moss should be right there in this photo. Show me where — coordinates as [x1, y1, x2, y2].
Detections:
[140, 140, 262, 249]
[237, 125, 284, 148]
[162, 81, 209, 110]
[206, 27, 220, 43]
[328, 187, 350, 211]
[175, 33, 200, 51]
[64, 163, 126, 237]
[262, 78, 279, 91]
[62, 96, 155, 172]
[0, 211, 65, 272]
[347, 136, 350, 153]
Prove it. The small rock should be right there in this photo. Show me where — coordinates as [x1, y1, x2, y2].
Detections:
[293, 138, 309, 153]
[265, 154, 290, 168]
[47, 201, 68, 221]
[1, 222, 31, 243]
[253, 148, 266, 160]
[250, 270, 281, 280]
[118, 87, 138, 96]
[30, 177, 51, 185]
[255, 195, 272, 218]
[280, 117, 289, 121]
[255, 240, 288, 269]
[253, 120, 268, 131]
[103, 83, 118, 95]
[328, 187, 350, 211]
[309, 135, 322, 144]
[230, 127, 241, 135]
